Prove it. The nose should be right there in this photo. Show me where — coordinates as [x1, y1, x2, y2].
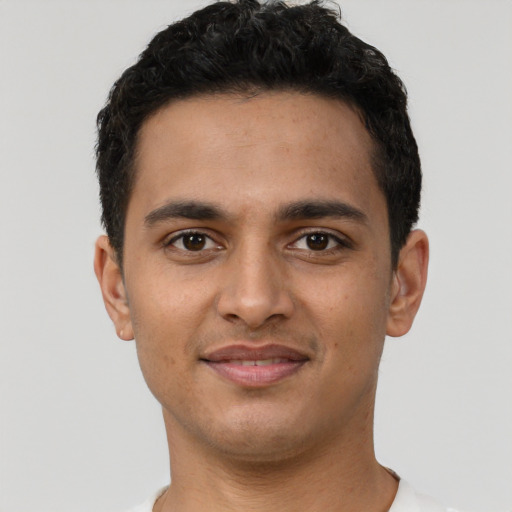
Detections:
[216, 241, 295, 329]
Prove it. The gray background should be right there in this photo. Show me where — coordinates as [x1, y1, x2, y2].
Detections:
[1, 1, 511, 511]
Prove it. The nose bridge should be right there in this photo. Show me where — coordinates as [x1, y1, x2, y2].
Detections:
[217, 235, 293, 328]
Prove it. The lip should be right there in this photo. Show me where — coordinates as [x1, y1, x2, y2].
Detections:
[201, 344, 309, 388]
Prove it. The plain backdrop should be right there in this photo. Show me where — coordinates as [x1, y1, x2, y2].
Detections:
[1, 1, 511, 511]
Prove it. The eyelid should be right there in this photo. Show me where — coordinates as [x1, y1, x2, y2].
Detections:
[289, 229, 353, 250]
[164, 229, 222, 250]
[161, 227, 352, 253]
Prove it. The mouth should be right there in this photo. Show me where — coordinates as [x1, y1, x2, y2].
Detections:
[201, 344, 310, 387]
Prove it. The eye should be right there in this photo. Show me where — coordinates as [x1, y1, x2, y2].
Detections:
[167, 231, 219, 252]
[291, 231, 347, 251]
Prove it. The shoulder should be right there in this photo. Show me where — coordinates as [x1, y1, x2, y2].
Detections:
[390, 478, 462, 512]
[123, 486, 168, 512]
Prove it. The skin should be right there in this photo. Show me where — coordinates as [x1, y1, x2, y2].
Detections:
[95, 92, 428, 512]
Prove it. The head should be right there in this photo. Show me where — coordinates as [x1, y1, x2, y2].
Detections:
[96, 0, 421, 269]
[94, 0, 428, 467]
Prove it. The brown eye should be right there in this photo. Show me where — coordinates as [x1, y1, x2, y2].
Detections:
[306, 233, 329, 250]
[165, 230, 221, 256]
[182, 233, 206, 251]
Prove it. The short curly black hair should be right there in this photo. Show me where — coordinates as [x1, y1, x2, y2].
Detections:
[96, 0, 421, 268]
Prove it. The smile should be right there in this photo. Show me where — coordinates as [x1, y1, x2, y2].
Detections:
[202, 344, 309, 387]
[227, 358, 290, 366]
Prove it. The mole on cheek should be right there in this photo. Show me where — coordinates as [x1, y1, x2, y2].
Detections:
[161, 353, 176, 366]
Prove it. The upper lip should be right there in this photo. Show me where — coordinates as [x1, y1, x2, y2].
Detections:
[202, 344, 310, 362]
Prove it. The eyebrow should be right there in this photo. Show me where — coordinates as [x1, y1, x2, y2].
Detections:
[144, 200, 227, 227]
[277, 200, 367, 223]
[144, 198, 367, 227]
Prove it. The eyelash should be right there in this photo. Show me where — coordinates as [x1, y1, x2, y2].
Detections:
[164, 229, 351, 254]
[164, 230, 220, 252]
[289, 230, 352, 253]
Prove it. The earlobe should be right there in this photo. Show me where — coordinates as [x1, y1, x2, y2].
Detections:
[94, 235, 134, 340]
[386, 230, 429, 338]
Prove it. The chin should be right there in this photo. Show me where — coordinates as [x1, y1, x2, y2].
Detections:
[210, 430, 313, 466]
[193, 405, 328, 465]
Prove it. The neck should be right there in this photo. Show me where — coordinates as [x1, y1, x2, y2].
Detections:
[155, 408, 398, 512]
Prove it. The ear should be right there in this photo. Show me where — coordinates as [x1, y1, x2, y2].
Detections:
[386, 229, 429, 337]
[94, 235, 134, 340]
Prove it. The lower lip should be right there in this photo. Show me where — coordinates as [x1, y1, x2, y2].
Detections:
[203, 360, 307, 387]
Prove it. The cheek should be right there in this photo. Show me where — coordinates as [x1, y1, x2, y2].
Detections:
[128, 267, 213, 335]
[303, 267, 391, 354]
[126, 273, 213, 384]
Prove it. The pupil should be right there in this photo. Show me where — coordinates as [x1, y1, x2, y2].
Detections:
[184, 234, 206, 251]
[307, 233, 328, 250]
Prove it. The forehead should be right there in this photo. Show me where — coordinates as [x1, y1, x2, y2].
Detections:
[130, 92, 384, 224]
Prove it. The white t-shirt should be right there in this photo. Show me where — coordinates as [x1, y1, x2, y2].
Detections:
[390, 479, 459, 512]
[126, 478, 459, 512]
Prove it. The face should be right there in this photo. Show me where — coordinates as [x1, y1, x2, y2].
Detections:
[96, 92, 427, 463]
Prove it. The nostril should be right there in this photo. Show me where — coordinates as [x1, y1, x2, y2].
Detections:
[223, 313, 242, 323]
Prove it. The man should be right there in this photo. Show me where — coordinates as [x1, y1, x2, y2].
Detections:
[93, 1, 446, 510]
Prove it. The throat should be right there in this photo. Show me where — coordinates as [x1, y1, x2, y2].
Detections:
[156, 450, 398, 512]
